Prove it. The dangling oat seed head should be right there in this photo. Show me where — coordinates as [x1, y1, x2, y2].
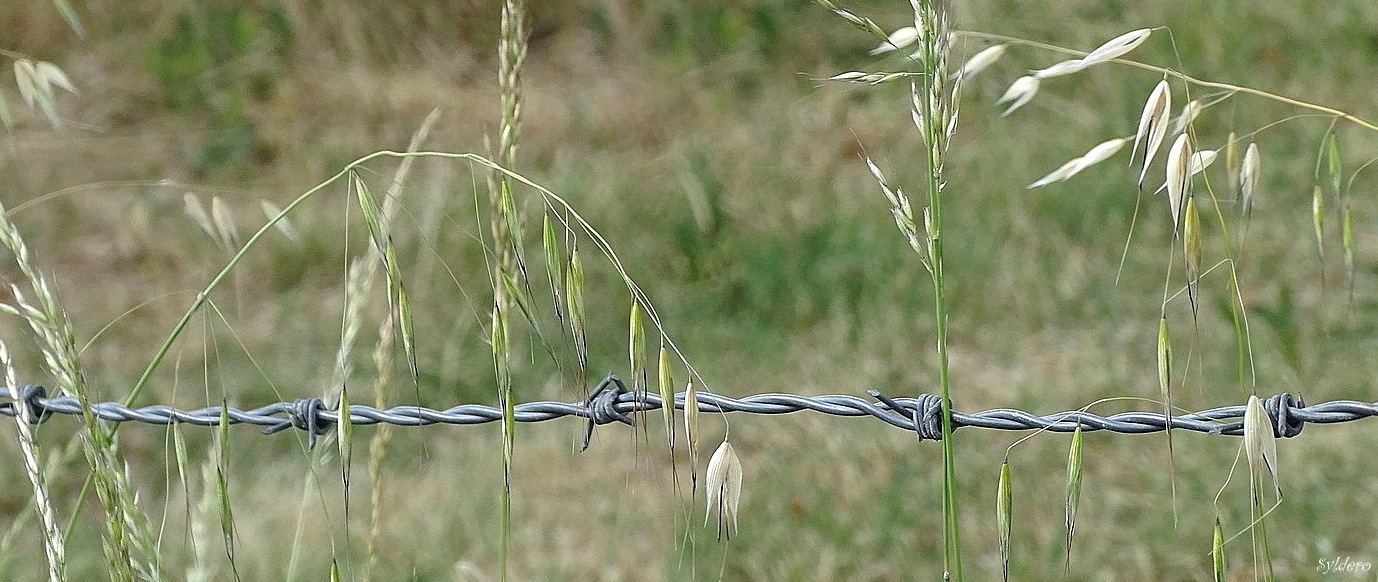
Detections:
[1071, 138, 1129, 174]
[1243, 395, 1281, 498]
[1031, 28, 1152, 79]
[952, 44, 1006, 80]
[1241, 143, 1261, 213]
[1132, 80, 1172, 185]
[705, 440, 744, 540]
[1165, 134, 1191, 227]
[1027, 138, 1130, 189]
[1188, 149, 1218, 175]
[996, 76, 1039, 116]
[870, 26, 920, 55]
[34, 62, 77, 95]
[1080, 28, 1152, 66]
[1183, 197, 1202, 283]
[1173, 100, 1203, 135]
[1032, 58, 1090, 79]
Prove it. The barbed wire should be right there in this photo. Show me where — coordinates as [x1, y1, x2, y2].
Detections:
[3, 374, 1376, 449]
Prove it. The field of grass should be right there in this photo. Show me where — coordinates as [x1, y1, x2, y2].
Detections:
[2, 0, 1378, 579]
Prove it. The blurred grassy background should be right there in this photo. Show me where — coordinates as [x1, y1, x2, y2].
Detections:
[2, 0, 1378, 579]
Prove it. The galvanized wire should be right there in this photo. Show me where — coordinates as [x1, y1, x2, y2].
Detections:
[2, 375, 1375, 444]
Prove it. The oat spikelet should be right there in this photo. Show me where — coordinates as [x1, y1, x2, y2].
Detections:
[869, 26, 920, 55]
[705, 440, 744, 540]
[1165, 134, 1191, 227]
[1027, 138, 1128, 188]
[1172, 99, 1203, 135]
[685, 380, 700, 489]
[952, 44, 1006, 80]
[997, 461, 1013, 581]
[657, 347, 675, 448]
[1080, 28, 1153, 65]
[1243, 395, 1281, 499]
[1212, 516, 1227, 581]
[1312, 185, 1326, 262]
[1184, 197, 1203, 304]
[1225, 132, 1240, 195]
[1132, 80, 1172, 185]
[1240, 143, 1261, 216]
[1032, 28, 1152, 79]
[996, 75, 1039, 116]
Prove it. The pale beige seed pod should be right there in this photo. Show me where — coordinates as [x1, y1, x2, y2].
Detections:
[951, 44, 1006, 80]
[1243, 395, 1280, 498]
[1240, 143, 1261, 214]
[705, 440, 744, 540]
[1183, 197, 1202, 284]
[996, 76, 1039, 116]
[1165, 134, 1192, 227]
[1133, 80, 1172, 185]
[1027, 138, 1129, 188]
[869, 26, 920, 55]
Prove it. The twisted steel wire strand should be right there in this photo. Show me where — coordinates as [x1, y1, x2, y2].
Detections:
[3, 375, 1375, 445]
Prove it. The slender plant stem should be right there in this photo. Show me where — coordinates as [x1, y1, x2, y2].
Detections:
[917, 1, 963, 578]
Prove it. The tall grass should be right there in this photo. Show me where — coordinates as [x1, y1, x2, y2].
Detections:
[3, 0, 1378, 579]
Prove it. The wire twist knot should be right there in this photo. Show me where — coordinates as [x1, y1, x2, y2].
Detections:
[262, 398, 332, 450]
[1263, 392, 1307, 438]
[20, 385, 53, 425]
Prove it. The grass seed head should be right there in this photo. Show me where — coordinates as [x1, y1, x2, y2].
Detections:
[657, 346, 675, 448]
[1166, 134, 1192, 227]
[1080, 28, 1152, 65]
[996, 75, 1039, 116]
[1133, 80, 1172, 185]
[997, 461, 1013, 581]
[1243, 395, 1281, 498]
[1173, 99, 1203, 135]
[705, 440, 744, 540]
[952, 44, 1006, 80]
[870, 26, 920, 55]
[1184, 197, 1202, 282]
[1241, 143, 1261, 214]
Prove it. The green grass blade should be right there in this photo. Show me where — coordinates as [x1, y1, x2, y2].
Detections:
[1063, 424, 1083, 575]
[997, 461, 1012, 581]
[658, 345, 675, 449]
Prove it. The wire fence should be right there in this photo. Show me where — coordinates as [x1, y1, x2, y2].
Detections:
[4, 374, 1377, 449]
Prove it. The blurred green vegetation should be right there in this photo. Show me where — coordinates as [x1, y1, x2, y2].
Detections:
[1, 0, 1378, 579]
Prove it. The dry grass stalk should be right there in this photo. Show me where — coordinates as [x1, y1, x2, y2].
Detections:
[0, 199, 161, 581]
[2, 343, 65, 582]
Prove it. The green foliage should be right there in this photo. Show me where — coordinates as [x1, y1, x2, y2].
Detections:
[145, 3, 292, 173]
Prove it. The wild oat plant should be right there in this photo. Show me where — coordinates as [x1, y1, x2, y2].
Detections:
[825, 0, 1376, 579]
[3, 1, 1376, 580]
